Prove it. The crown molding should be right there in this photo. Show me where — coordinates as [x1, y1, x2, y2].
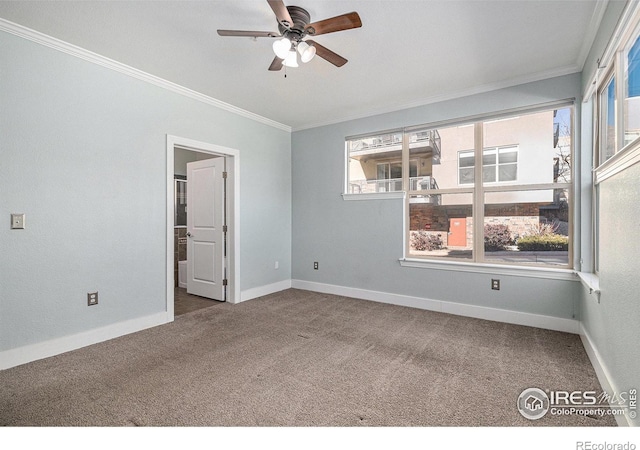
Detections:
[575, 0, 609, 71]
[292, 64, 581, 132]
[0, 18, 292, 133]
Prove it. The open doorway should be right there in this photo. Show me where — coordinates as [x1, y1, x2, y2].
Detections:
[166, 135, 240, 321]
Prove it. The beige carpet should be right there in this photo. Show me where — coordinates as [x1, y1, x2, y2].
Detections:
[0, 289, 616, 426]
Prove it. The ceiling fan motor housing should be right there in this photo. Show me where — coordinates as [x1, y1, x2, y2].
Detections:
[278, 6, 313, 41]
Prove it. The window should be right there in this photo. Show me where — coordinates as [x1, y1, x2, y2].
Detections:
[375, 161, 417, 192]
[624, 34, 640, 147]
[411, 107, 571, 267]
[346, 104, 573, 269]
[458, 146, 518, 185]
[599, 73, 616, 163]
[346, 131, 403, 194]
[458, 151, 475, 184]
[596, 23, 640, 165]
[588, 4, 640, 276]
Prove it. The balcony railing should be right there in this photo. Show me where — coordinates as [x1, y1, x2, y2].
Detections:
[349, 130, 441, 164]
[350, 134, 402, 153]
[349, 177, 440, 204]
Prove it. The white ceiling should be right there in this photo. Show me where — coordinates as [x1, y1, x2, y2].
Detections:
[0, 0, 605, 130]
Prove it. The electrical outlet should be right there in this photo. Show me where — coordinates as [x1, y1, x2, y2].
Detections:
[87, 292, 98, 306]
[491, 279, 500, 290]
[274, 261, 279, 270]
[313, 262, 319, 270]
[10, 213, 25, 229]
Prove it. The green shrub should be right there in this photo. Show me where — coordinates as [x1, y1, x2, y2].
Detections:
[517, 234, 568, 251]
[484, 224, 513, 251]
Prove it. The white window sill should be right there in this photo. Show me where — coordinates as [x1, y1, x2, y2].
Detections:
[577, 272, 601, 300]
[595, 139, 640, 184]
[399, 257, 577, 281]
[342, 192, 406, 201]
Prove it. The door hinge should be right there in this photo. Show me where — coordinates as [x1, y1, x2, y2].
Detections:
[223, 225, 228, 233]
[222, 279, 228, 286]
[222, 171, 228, 179]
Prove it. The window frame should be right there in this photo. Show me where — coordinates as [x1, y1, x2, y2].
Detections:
[345, 128, 404, 196]
[405, 106, 573, 269]
[592, 4, 640, 168]
[344, 101, 575, 272]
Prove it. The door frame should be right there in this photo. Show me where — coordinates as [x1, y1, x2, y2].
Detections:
[166, 135, 240, 320]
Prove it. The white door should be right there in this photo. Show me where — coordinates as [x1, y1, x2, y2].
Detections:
[186, 157, 225, 301]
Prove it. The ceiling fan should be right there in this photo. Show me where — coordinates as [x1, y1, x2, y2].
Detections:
[217, 0, 362, 71]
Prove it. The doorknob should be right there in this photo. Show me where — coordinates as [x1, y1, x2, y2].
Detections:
[187, 232, 192, 237]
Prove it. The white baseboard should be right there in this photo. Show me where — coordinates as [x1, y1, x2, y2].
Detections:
[0, 312, 170, 371]
[240, 279, 292, 303]
[580, 324, 634, 427]
[291, 279, 579, 334]
[0, 279, 581, 372]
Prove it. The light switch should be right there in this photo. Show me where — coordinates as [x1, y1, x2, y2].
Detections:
[11, 213, 25, 229]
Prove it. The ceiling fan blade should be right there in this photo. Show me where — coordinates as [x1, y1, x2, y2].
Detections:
[267, 0, 294, 28]
[305, 12, 362, 36]
[268, 56, 284, 71]
[217, 30, 280, 38]
[306, 40, 348, 67]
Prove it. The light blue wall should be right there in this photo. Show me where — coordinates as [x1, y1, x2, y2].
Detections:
[292, 74, 582, 320]
[580, 164, 640, 427]
[0, 31, 291, 352]
[579, 0, 640, 427]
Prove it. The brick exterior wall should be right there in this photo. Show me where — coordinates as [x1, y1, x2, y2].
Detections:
[409, 202, 550, 248]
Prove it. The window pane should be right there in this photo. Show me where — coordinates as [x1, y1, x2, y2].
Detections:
[483, 166, 496, 183]
[409, 193, 473, 260]
[409, 160, 418, 178]
[482, 152, 496, 165]
[347, 131, 403, 193]
[601, 76, 616, 163]
[377, 163, 389, 180]
[459, 168, 474, 185]
[406, 129, 441, 192]
[553, 108, 572, 183]
[484, 189, 569, 267]
[483, 109, 570, 186]
[390, 162, 402, 179]
[433, 124, 474, 189]
[459, 152, 474, 167]
[499, 164, 517, 181]
[408, 129, 441, 165]
[625, 34, 640, 147]
[499, 148, 518, 163]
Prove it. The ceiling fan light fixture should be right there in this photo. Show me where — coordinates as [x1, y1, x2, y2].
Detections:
[283, 49, 299, 68]
[272, 37, 291, 59]
[297, 41, 316, 63]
